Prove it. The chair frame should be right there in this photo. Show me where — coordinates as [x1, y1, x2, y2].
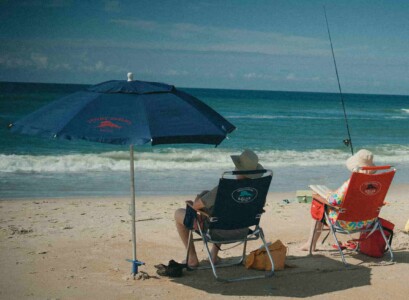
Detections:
[309, 165, 396, 266]
[186, 169, 274, 282]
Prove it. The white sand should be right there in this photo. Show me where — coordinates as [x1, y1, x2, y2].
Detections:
[1, 185, 409, 299]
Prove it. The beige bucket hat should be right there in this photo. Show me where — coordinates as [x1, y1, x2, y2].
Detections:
[231, 149, 264, 179]
[346, 149, 375, 172]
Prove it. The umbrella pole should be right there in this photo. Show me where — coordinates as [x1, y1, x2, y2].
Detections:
[127, 144, 144, 278]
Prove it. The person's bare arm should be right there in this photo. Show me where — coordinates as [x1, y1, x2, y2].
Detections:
[192, 190, 209, 210]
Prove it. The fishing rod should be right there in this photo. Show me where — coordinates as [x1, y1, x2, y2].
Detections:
[323, 6, 354, 155]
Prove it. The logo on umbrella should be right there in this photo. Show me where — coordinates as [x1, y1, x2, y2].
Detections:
[87, 117, 132, 132]
[97, 120, 122, 129]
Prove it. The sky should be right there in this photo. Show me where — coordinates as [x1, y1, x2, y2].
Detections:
[1, 0, 408, 95]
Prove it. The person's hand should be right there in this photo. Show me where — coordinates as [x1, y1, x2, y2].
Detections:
[193, 197, 205, 210]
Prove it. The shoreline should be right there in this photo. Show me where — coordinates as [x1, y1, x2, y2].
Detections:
[2, 152, 409, 200]
[1, 182, 409, 202]
[1, 188, 408, 299]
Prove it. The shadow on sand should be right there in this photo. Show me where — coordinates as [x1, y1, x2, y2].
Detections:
[171, 250, 409, 298]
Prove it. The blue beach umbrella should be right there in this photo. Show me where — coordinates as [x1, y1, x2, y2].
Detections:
[9, 73, 236, 277]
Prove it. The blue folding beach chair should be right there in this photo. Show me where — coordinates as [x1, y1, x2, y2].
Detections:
[186, 169, 273, 282]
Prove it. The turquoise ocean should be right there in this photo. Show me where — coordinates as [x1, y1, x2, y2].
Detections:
[1, 82, 408, 199]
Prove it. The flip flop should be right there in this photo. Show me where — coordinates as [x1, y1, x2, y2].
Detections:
[332, 243, 346, 250]
[156, 263, 184, 278]
[154, 263, 167, 271]
[155, 260, 188, 277]
[155, 260, 188, 270]
[332, 241, 358, 251]
[168, 259, 187, 269]
[344, 241, 358, 250]
[170, 259, 199, 270]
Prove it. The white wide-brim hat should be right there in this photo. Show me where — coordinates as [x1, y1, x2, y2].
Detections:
[231, 149, 264, 179]
[346, 149, 375, 172]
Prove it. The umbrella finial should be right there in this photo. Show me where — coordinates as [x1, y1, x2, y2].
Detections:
[127, 72, 134, 82]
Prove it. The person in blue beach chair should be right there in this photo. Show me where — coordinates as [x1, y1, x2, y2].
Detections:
[174, 149, 265, 268]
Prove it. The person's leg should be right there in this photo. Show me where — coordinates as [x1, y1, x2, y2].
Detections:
[210, 244, 220, 264]
[174, 208, 199, 267]
[300, 220, 323, 251]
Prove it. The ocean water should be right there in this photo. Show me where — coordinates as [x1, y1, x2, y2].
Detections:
[1, 82, 408, 199]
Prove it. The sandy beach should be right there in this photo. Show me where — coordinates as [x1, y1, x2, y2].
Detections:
[1, 185, 409, 299]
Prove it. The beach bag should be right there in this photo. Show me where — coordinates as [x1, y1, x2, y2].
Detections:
[244, 239, 287, 271]
[310, 199, 325, 221]
[359, 218, 394, 258]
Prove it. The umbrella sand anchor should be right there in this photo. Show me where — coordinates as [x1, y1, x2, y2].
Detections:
[9, 73, 235, 276]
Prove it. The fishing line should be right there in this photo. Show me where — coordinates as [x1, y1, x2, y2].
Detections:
[323, 6, 354, 155]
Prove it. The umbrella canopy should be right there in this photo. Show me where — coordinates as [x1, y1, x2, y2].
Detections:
[9, 74, 236, 276]
[9, 78, 235, 146]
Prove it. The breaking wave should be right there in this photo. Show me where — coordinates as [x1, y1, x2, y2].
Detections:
[227, 115, 340, 120]
[227, 114, 407, 120]
[1, 145, 409, 173]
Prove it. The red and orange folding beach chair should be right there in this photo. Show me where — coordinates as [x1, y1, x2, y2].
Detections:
[310, 165, 396, 266]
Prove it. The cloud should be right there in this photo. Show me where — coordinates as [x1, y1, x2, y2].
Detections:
[31, 53, 48, 69]
[50, 62, 72, 71]
[0, 53, 46, 69]
[0, 51, 119, 74]
[284, 73, 324, 83]
[0, 52, 73, 73]
[243, 72, 280, 81]
[164, 69, 189, 76]
[48, 0, 71, 7]
[110, 19, 158, 31]
[110, 18, 329, 57]
[104, 0, 120, 13]
[244, 73, 265, 79]
[79, 60, 127, 74]
[19, 0, 72, 8]
[241, 71, 323, 84]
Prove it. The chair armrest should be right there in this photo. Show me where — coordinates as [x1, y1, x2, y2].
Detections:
[185, 201, 211, 218]
[361, 165, 392, 171]
[312, 194, 339, 210]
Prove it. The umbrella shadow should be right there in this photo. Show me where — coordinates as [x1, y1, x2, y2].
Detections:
[170, 254, 373, 297]
[392, 250, 409, 264]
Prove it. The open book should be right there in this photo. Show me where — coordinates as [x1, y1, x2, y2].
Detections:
[309, 184, 332, 199]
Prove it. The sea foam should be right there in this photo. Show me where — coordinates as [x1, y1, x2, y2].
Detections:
[1, 145, 408, 174]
